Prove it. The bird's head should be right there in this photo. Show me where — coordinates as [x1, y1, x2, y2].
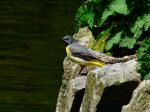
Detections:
[62, 35, 77, 45]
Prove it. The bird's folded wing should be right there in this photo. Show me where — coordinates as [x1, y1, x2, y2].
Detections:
[69, 43, 101, 61]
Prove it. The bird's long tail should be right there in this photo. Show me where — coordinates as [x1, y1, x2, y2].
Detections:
[87, 61, 105, 67]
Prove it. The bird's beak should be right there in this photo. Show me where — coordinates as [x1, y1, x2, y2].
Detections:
[65, 40, 70, 44]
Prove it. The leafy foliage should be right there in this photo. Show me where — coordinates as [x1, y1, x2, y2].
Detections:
[137, 40, 150, 79]
[131, 14, 150, 39]
[119, 38, 136, 49]
[75, 0, 150, 50]
[93, 24, 113, 51]
[106, 31, 122, 50]
[109, 0, 129, 15]
[75, 5, 94, 28]
[100, 0, 129, 26]
[100, 9, 114, 26]
[75, 0, 150, 79]
[93, 30, 110, 51]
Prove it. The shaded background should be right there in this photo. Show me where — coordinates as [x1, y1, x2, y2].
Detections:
[0, 0, 80, 111]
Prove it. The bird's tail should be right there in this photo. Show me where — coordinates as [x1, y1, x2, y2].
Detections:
[87, 61, 105, 67]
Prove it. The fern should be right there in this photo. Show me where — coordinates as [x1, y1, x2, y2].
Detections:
[87, 11, 95, 28]
[119, 38, 136, 49]
[75, 5, 94, 28]
[99, 0, 129, 26]
[109, 0, 129, 15]
[75, 0, 150, 52]
[106, 31, 122, 50]
[144, 73, 150, 80]
[87, 0, 101, 3]
[93, 26, 113, 51]
[75, 0, 150, 80]
[93, 34, 110, 51]
[131, 14, 150, 39]
[99, 9, 114, 26]
[137, 39, 150, 79]
[143, 14, 150, 31]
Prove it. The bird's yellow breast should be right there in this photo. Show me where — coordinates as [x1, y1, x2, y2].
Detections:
[66, 46, 87, 65]
[66, 46, 71, 55]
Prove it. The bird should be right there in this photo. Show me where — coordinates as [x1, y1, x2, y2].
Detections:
[62, 35, 105, 67]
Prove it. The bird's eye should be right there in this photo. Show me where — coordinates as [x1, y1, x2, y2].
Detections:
[65, 39, 68, 43]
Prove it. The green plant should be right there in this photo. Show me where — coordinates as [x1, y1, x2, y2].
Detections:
[75, 0, 150, 50]
[75, 0, 150, 79]
[137, 40, 150, 80]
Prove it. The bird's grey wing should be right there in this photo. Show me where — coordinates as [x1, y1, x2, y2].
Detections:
[69, 43, 100, 61]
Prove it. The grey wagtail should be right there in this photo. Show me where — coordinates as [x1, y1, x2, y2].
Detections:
[62, 35, 105, 67]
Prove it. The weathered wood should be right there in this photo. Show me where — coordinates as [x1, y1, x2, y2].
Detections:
[56, 27, 143, 112]
[56, 58, 82, 112]
[56, 57, 142, 112]
[80, 59, 141, 112]
[122, 80, 150, 112]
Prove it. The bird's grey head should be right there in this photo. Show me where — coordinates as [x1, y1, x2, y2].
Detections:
[62, 35, 77, 44]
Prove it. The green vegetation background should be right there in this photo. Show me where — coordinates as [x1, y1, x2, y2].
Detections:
[75, 0, 150, 79]
[0, 0, 80, 111]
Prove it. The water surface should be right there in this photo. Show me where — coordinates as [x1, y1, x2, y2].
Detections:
[0, 0, 80, 111]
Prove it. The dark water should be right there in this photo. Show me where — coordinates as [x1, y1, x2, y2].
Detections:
[0, 0, 80, 111]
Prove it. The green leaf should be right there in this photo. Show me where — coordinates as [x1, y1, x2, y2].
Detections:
[137, 39, 150, 79]
[137, 47, 146, 59]
[75, 5, 95, 28]
[99, 0, 129, 26]
[99, 9, 114, 26]
[75, 5, 88, 27]
[144, 72, 150, 80]
[106, 31, 122, 50]
[93, 25, 113, 51]
[119, 38, 136, 49]
[131, 18, 144, 39]
[87, 12, 95, 28]
[131, 14, 150, 39]
[96, 24, 113, 40]
[137, 40, 150, 59]
[87, 0, 101, 3]
[143, 14, 150, 31]
[93, 34, 110, 51]
[109, 0, 129, 15]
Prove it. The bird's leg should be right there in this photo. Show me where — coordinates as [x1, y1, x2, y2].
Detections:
[79, 65, 87, 75]
[79, 65, 98, 75]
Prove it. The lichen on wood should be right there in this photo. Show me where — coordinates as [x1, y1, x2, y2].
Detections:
[80, 59, 141, 112]
[122, 80, 150, 112]
[56, 29, 148, 112]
